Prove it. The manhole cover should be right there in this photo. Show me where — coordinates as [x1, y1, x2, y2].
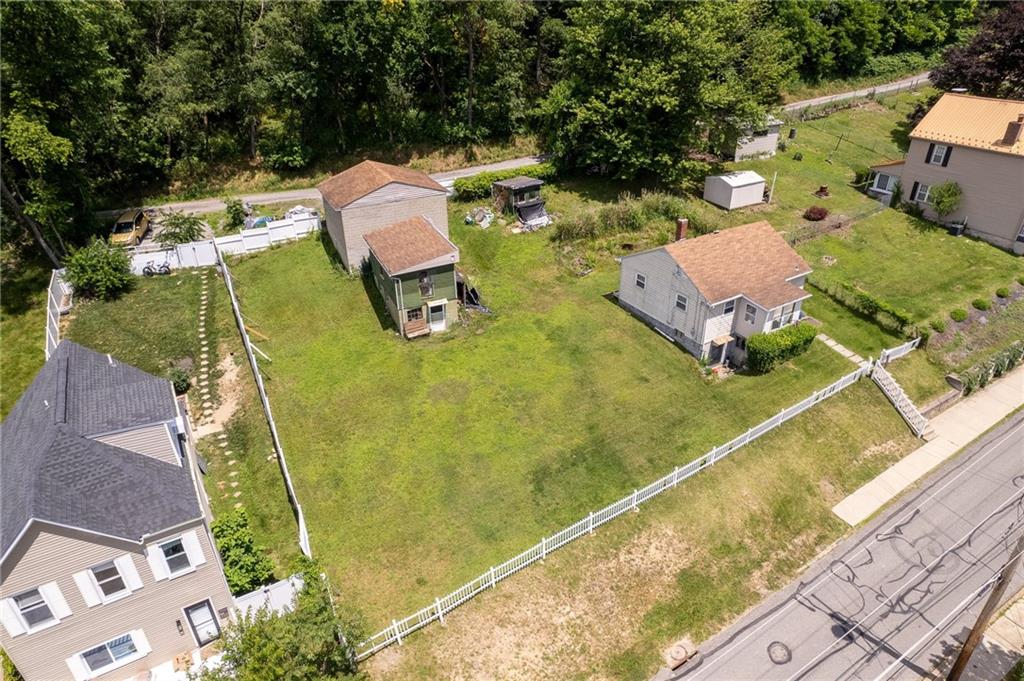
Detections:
[768, 641, 792, 665]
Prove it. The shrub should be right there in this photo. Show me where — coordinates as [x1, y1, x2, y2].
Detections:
[929, 181, 962, 218]
[156, 209, 205, 246]
[900, 201, 924, 219]
[211, 509, 275, 595]
[960, 342, 1024, 395]
[803, 206, 829, 221]
[552, 190, 711, 242]
[996, 287, 1010, 299]
[453, 162, 557, 199]
[746, 323, 817, 373]
[807, 274, 916, 337]
[224, 198, 246, 229]
[972, 298, 991, 311]
[169, 367, 190, 394]
[929, 319, 946, 333]
[792, 152, 803, 161]
[950, 308, 968, 322]
[1017, 275, 1024, 286]
[64, 238, 133, 299]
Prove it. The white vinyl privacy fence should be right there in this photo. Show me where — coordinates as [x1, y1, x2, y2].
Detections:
[128, 211, 319, 275]
[44, 269, 73, 359]
[355, 360, 875, 659]
[218, 246, 313, 558]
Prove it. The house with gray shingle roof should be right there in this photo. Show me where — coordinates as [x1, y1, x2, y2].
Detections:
[1, 341, 233, 681]
[617, 220, 812, 366]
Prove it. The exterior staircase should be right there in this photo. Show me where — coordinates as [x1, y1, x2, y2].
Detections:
[870, 362, 932, 438]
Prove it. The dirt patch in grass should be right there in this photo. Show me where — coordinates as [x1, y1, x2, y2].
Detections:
[856, 438, 904, 464]
[193, 352, 244, 439]
[748, 530, 818, 596]
[368, 522, 695, 681]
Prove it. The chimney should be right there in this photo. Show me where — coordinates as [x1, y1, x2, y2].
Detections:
[1000, 114, 1023, 146]
[675, 218, 689, 241]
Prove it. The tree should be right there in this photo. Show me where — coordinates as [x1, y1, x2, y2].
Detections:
[211, 509, 275, 595]
[932, 3, 1024, 98]
[225, 197, 246, 229]
[155, 210, 204, 246]
[196, 560, 364, 681]
[63, 238, 133, 299]
[930, 181, 962, 218]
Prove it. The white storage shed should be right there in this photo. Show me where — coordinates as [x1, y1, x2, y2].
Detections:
[703, 171, 766, 210]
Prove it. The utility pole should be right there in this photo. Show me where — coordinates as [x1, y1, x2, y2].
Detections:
[947, 527, 1024, 681]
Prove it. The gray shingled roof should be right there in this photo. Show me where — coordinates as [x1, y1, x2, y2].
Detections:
[1, 341, 202, 560]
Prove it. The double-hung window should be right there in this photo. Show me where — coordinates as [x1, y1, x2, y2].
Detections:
[914, 183, 931, 204]
[91, 562, 128, 600]
[675, 294, 687, 312]
[873, 173, 895, 192]
[744, 304, 756, 324]
[161, 539, 191, 575]
[145, 530, 206, 581]
[1, 583, 71, 637]
[68, 630, 151, 679]
[13, 589, 54, 629]
[635, 273, 646, 290]
[928, 144, 948, 166]
[723, 300, 735, 315]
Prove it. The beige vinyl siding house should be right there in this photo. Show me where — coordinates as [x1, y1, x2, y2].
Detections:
[1, 341, 234, 680]
[869, 93, 1024, 253]
[617, 221, 811, 365]
[318, 160, 449, 271]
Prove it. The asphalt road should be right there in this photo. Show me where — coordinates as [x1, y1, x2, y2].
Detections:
[664, 412, 1024, 681]
[782, 72, 930, 112]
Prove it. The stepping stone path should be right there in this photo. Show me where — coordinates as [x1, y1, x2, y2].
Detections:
[816, 333, 867, 366]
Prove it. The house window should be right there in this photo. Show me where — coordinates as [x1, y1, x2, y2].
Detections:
[13, 589, 54, 629]
[744, 304, 756, 324]
[160, 538, 191, 575]
[723, 300, 735, 315]
[418, 271, 433, 298]
[675, 294, 687, 312]
[873, 173, 895, 192]
[735, 335, 747, 351]
[635, 273, 646, 289]
[407, 308, 423, 322]
[914, 183, 931, 204]
[80, 633, 139, 674]
[929, 144, 948, 166]
[91, 562, 127, 599]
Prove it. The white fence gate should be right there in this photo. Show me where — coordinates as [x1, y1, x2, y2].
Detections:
[879, 337, 920, 365]
[44, 269, 73, 359]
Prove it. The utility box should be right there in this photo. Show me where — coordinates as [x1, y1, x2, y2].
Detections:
[703, 171, 767, 210]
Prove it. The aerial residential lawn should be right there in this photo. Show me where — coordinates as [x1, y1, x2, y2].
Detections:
[800, 288, 903, 360]
[367, 380, 919, 681]
[228, 233, 856, 627]
[0, 253, 50, 418]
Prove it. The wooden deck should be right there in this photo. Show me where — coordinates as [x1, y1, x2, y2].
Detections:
[403, 318, 430, 338]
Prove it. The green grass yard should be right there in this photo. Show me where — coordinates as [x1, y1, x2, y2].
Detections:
[801, 288, 903, 359]
[0, 254, 50, 418]
[229, 233, 855, 627]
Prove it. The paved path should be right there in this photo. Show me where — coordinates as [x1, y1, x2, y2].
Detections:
[106, 154, 548, 218]
[818, 333, 868, 367]
[658, 411, 1024, 681]
[833, 364, 1024, 526]
[783, 72, 931, 112]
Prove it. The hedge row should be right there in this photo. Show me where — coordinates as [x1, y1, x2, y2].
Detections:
[452, 162, 558, 199]
[808, 274, 918, 338]
[959, 341, 1024, 396]
[747, 322, 817, 373]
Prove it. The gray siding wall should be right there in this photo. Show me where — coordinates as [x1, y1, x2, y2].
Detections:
[323, 202, 348, 268]
[337, 187, 448, 271]
[92, 422, 180, 466]
[1, 522, 232, 681]
[901, 139, 1024, 250]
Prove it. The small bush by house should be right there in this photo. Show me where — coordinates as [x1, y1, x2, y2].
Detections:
[746, 323, 817, 373]
[169, 367, 190, 394]
[972, 298, 991, 311]
[211, 509, 276, 595]
[803, 206, 829, 221]
[453, 162, 557, 199]
[950, 308, 968, 322]
[996, 287, 1010, 299]
[64, 238, 133, 299]
[929, 319, 946, 333]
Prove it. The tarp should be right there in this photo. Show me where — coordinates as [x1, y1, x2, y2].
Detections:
[516, 200, 550, 227]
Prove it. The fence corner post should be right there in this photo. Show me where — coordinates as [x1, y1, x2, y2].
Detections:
[435, 597, 445, 626]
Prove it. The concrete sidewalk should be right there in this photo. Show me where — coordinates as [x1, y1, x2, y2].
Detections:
[833, 364, 1024, 526]
[924, 592, 1024, 681]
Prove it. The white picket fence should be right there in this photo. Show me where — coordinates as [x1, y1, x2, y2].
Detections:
[218, 246, 313, 558]
[129, 212, 319, 275]
[44, 269, 73, 359]
[879, 337, 920, 365]
[355, 360, 874, 659]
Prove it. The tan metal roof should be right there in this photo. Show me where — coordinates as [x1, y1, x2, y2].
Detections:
[911, 93, 1024, 157]
[363, 216, 458, 276]
[870, 159, 906, 170]
[317, 160, 446, 209]
[662, 221, 811, 309]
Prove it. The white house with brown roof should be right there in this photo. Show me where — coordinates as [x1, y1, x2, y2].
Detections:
[617, 221, 812, 365]
[869, 93, 1024, 253]
[317, 160, 449, 271]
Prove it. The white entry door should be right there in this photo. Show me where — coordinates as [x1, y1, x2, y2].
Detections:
[185, 600, 220, 646]
[428, 301, 447, 332]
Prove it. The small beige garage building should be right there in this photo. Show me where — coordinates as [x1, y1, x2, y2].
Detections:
[703, 171, 766, 210]
[318, 161, 449, 271]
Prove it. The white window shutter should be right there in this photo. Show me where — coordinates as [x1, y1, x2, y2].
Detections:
[65, 654, 90, 681]
[115, 554, 144, 592]
[145, 545, 170, 581]
[73, 570, 102, 607]
[132, 628, 152, 655]
[39, 582, 71, 620]
[181, 531, 207, 567]
[0, 598, 26, 637]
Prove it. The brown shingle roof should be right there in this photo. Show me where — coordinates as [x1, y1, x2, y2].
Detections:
[662, 221, 811, 309]
[870, 159, 906, 169]
[363, 216, 458, 276]
[911, 93, 1024, 157]
[317, 160, 446, 209]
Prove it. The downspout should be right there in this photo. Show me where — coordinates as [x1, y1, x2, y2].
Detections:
[394, 277, 404, 332]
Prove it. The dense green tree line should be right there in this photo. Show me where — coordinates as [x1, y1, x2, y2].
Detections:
[1, 0, 983, 263]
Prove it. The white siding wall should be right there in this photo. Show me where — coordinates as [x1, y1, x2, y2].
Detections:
[703, 301, 737, 344]
[618, 249, 706, 355]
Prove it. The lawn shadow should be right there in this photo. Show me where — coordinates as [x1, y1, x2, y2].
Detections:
[317, 228, 345, 270]
[0, 253, 51, 316]
[360, 273, 398, 333]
